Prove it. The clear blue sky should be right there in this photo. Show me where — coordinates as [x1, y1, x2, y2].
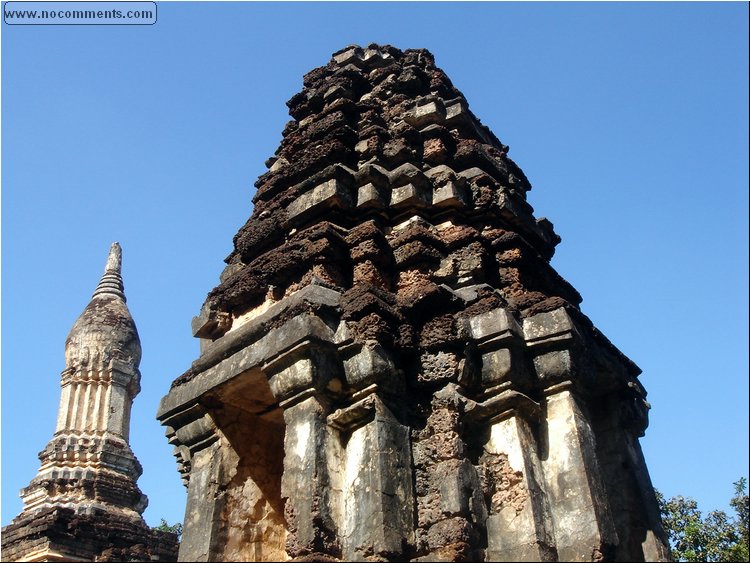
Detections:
[2, 2, 748, 530]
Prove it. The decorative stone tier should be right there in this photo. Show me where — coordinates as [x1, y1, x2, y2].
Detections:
[1, 507, 178, 562]
[159, 45, 671, 562]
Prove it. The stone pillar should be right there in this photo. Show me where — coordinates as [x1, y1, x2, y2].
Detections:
[591, 384, 672, 561]
[627, 440, 672, 562]
[412, 384, 487, 562]
[161, 403, 222, 562]
[475, 391, 556, 562]
[460, 305, 557, 560]
[524, 308, 619, 561]
[54, 369, 75, 433]
[108, 361, 139, 440]
[543, 384, 618, 562]
[280, 393, 339, 559]
[328, 389, 414, 561]
[182, 441, 224, 562]
[265, 340, 343, 560]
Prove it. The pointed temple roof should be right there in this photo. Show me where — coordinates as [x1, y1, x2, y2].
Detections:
[189, 43, 589, 356]
[65, 242, 141, 370]
[92, 241, 126, 300]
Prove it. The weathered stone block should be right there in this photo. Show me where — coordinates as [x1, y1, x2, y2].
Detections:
[433, 181, 467, 208]
[404, 99, 447, 129]
[467, 308, 520, 343]
[480, 348, 514, 387]
[418, 351, 462, 385]
[390, 183, 430, 209]
[341, 342, 394, 390]
[333, 46, 362, 66]
[356, 182, 387, 208]
[286, 179, 352, 224]
[437, 459, 482, 520]
[532, 348, 575, 382]
[266, 346, 340, 402]
[362, 47, 392, 67]
[523, 307, 576, 346]
[444, 99, 468, 125]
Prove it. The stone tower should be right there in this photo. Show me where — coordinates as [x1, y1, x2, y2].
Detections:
[1, 243, 178, 562]
[157, 45, 671, 562]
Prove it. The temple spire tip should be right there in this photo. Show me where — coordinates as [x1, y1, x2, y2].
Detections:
[105, 242, 122, 274]
[92, 242, 125, 300]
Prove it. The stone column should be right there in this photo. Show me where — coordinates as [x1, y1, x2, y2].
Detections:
[266, 342, 343, 560]
[627, 439, 672, 562]
[108, 361, 139, 440]
[161, 403, 222, 562]
[592, 385, 671, 561]
[280, 393, 339, 559]
[54, 369, 75, 433]
[182, 441, 224, 562]
[460, 305, 557, 560]
[524, 309, 618, 561]
[411, 384, 487, 562]
[328, 388, 414, 561]
[474, 391, 556, 562]
[542, 384, 618, 561]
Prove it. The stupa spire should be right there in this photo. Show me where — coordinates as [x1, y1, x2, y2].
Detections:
[20, 243, 145, 511]
[1, 243, 177, 563]
[64, 242, 140, 371]
[91, 241, 126, 301]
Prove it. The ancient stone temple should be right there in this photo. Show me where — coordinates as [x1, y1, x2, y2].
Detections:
[1, 244, 178, 562]
[157, 44, 671, 562]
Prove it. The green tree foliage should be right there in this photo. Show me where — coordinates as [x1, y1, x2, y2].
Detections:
[153, 518, 183, 540]
[657, 478, 749, 562]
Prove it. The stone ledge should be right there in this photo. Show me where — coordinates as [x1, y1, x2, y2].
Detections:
[160, 287, 342, 419]
[178, 285, 341, 386]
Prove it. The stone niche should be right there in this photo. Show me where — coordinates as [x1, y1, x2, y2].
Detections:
[157, 44, 671, 563]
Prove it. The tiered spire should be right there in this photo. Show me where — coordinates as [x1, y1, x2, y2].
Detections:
[22, 243, 145, 515]
[161, 44, 669, 563]
[64, 242, 140, 375]
[2, 243, 178, 563]
[91, 242, 126, 301]
[193, 44, 574, 346]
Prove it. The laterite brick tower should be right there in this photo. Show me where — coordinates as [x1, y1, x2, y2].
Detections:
[158, 45, 671, 562]
[1, 244, 178, 562]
